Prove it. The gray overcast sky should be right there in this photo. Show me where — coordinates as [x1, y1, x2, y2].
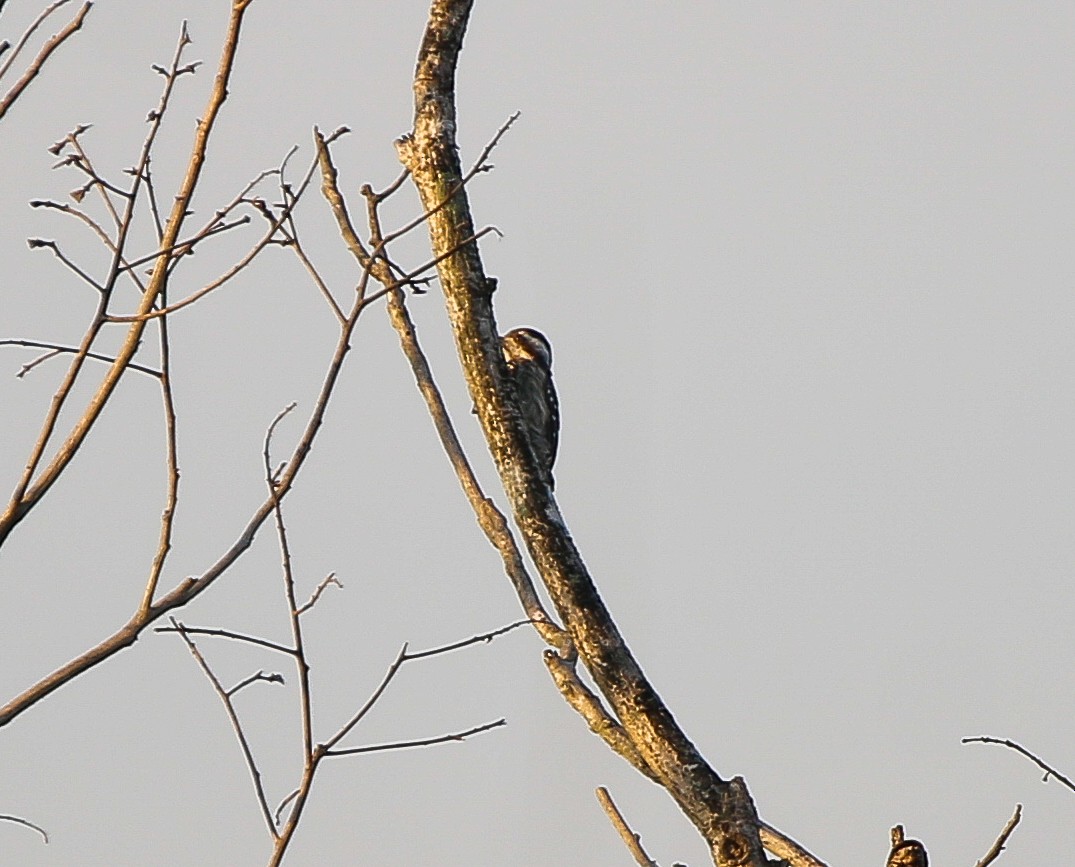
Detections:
[2, 2, 1073, 865]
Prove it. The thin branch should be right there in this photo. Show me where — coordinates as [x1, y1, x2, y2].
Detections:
[153, 625, 296, 657]
[26, 237, 105, 292]
[29, 198, 120, 261]
[107, 148, 331, 323]
[282, 226, 345, 324]
[1, 241, 366, 726]
[757, 823, 829, 867]
[274, 789, 300, 827]
[0, 15, 229, 548]
[974, 804, 1022, 867]
[324, 643, 409, 751]
[228, 670, 285, 697]
[0, 1, 90, 122]
[404, 619, 532, 660]
[324, 718, 505, 757]
[316, 129, 566, 649]
[0, 813, 49, 844]
[142, 154, 165, 240]
[0, 0, 71, 81]
[0, 339, 161, 379]
[62, 132, 126, 228]
[118, 215, 251, 273]
[262, 401, 314, 763]
[170, 619, 278, 839]
[139, 278, 180, 609]
[393, 223, 502, 287]
[324, 623, 522, 753]
[278, 149, 347, 324]
[963, 736, 1075, 793]
[295, 572, 342, 615]
[596, 787, 658, 867]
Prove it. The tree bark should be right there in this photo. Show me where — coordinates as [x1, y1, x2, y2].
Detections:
[396, 3, 770, 864]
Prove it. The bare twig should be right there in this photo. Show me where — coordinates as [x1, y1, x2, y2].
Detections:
[963, 736, 1075, 793]
[277, 150, 347, 324]
[153, 625, 296, 656]
[0, 339, 160, 379]
[228, 670, 285, 697]
[0, 1, 74, 82]
[324, 624, 523, 753]
[1, 192, 366, 728]
[315, 129, 566, 650]
[26, 237, 105, 291]
[596, 787, 658, 867]
[324, 719, 505, 757]
[107, 142, 339, 323]
[170, 618, 279, 838]
[974, 804, 1022, 867]
[264, 398, 316, 813]
[0, 1, 90, 122]
[295, 572, 342, 615]
[0, 15, 232, 547]
[118, 215, 251, 274]
[139, 274, 180, 609]
[29, 198, 121, 261]
[0, 813, 49, 844]
[273, 789, 300, 827]
[61, 131, 126, 228]
[317, 644, 406, 752]
[757, 823, 829, 867]
[543, 651, 654, 781]
[405, 619, 532, 660]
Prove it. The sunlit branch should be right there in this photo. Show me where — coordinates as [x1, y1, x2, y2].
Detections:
[0, 1, 90, 122]
[974, 804, 1022, 867]
[595, 787, 658, 867]
[0, 17, 220, 547]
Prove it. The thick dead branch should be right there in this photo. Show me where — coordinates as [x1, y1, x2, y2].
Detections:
[395, 3, 770, 864]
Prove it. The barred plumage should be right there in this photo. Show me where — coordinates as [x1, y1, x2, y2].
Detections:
[887, 840, 928, 867]
[501, 327, 559, 489]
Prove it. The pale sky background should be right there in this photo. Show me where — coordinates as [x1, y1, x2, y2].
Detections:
[1, 2, 1074, 865]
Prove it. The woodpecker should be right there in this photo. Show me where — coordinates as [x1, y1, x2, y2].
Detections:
[500, 327, 559, 489]
[887, 840, 928, 867]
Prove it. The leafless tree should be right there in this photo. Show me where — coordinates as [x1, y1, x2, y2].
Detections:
[0, 2, 1036, 865]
